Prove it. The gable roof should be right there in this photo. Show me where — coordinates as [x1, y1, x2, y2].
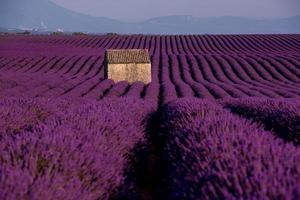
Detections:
[106, 49, 151, 64]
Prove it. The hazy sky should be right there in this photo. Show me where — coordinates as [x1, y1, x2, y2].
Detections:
[50, 0, 300, 20]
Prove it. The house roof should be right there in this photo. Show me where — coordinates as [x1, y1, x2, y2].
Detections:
[106, 49, 151, 64]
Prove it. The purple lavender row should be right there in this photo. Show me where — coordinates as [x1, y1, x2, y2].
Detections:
[0, 97, 155, 200]
[123, 81, 145, 98]
[1, 35, 299, 56]
[222, 97, 300, 145]
[160, 98, 300, 200]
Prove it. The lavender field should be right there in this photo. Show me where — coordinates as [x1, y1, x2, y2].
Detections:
[1, 34, 300, 103]
[0, 34, 300, 199]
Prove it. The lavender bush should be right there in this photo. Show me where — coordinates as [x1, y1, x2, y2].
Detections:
[160, 98, 300, 200]
[222, 97, 300, 144]
[0, 97, 154, 200]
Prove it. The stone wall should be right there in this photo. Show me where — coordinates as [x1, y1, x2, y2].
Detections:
[105, 63, 151, 84]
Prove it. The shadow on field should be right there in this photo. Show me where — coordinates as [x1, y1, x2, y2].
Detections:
[109, 108, 168, 200]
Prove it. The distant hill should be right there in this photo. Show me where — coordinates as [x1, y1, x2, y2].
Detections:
[0, 0, 299, 34]
[0, 0, 127, 33]
[136, 15, 300, 34]
[0, 27, 8, 32]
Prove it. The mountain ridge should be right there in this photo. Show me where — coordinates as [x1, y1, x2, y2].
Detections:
[0, 0, 299, 34]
